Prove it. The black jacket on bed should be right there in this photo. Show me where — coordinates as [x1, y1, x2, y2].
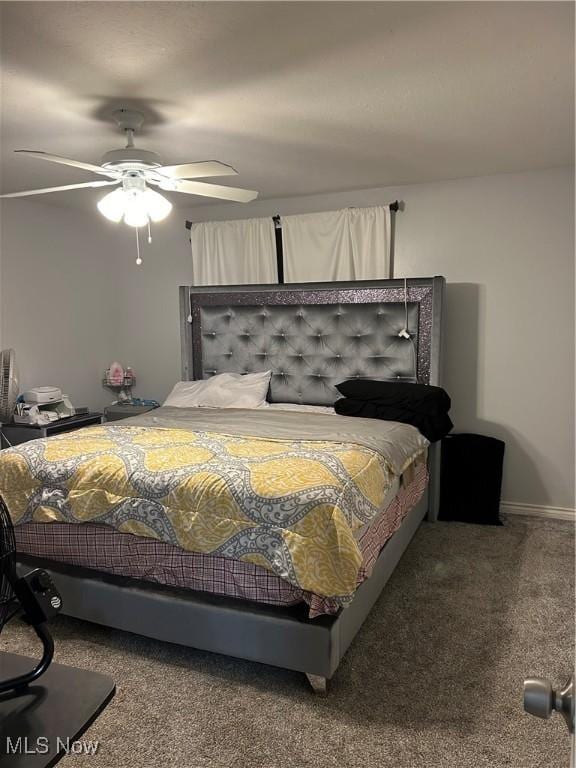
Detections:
[334, 380, 453, 442]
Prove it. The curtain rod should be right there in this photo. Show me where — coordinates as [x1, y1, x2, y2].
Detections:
[185, 201, 400, 230]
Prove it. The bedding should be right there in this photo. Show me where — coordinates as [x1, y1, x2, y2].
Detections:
[164, 371, 271, 409]
[261, 403, 336, 415]
[15, 455, 428, 618]
[0, 406, 428, 606]
[335, 380, 453, 442]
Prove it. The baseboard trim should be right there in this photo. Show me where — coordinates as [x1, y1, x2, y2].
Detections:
[501, 501, 575, 522]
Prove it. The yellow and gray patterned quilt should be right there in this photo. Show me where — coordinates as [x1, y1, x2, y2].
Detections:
[0, 407, 428, 605]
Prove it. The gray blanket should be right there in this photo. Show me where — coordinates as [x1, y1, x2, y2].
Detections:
[124, 406, 428, 476]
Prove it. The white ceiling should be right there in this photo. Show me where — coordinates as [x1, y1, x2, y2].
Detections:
[0, 1, 573, 211]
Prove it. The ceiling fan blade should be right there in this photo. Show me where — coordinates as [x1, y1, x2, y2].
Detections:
[14, 150, 119, 179]
[157, 161, 238, 179]
[162, 179, 258, 203]
[0, 180, 119, 198]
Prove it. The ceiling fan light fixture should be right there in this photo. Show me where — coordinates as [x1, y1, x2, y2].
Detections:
[97, 188, 126, 223]
[143, 188, 173, 222]
[97, 184, 172, 227]
[123, 193, 150, 228]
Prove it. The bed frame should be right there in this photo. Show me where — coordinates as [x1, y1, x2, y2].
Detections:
[17, 277, 445, 693]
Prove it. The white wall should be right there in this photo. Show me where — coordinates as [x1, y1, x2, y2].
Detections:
[109, 167, 574, 510]
[103, 218, 193, 402]
[0, 199, 117, 410]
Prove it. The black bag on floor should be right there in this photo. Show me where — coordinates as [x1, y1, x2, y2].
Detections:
[439, 433, 505, 525]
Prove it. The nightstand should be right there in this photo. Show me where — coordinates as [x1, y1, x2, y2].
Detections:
[104, 403, 159, 422]
[1, 413, 103, 448]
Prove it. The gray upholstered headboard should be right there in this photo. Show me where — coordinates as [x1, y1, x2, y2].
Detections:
[179, 278, 445, 406]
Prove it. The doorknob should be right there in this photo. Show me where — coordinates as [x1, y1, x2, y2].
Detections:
[524, 676, 574, 734]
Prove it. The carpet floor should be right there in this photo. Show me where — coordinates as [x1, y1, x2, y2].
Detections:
[2, 515, 574, 768]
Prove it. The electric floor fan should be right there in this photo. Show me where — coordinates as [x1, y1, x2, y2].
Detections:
[0, 495, 62, 694]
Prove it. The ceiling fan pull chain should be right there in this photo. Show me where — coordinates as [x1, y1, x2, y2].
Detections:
[135, 227, 142, 266]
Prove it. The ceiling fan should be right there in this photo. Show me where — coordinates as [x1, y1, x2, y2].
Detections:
[0, 109, 258, 230]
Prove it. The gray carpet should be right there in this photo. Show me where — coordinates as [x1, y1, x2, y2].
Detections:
[2, 515, 574, 767]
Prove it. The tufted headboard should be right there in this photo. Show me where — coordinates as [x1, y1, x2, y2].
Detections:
[179, 278, 445, 406]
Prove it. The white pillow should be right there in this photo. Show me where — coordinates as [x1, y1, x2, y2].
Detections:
[164, 371, 271, 409]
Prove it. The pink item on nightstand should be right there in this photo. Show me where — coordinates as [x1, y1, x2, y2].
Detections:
[109, 362, 124, 386]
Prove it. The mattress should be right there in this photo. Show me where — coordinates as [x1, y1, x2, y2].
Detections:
[1, 405, 428, 609]
[15, 455, 428, 617]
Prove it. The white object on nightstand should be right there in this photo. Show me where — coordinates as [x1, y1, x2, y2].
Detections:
[23, 386, 62, 404]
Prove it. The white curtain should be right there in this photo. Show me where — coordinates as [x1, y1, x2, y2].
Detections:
[190, 217, 277, 285]
[282, 206, 391, 282]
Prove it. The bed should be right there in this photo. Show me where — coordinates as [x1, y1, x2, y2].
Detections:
[4, 277, 445, 693]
